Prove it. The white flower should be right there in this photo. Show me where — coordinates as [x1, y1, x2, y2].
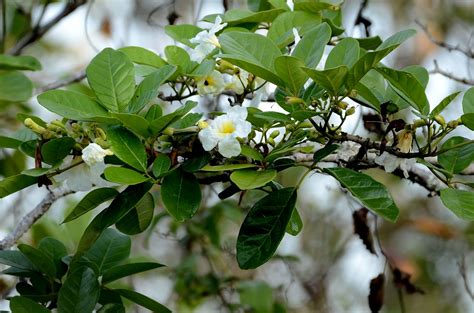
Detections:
[198, 106, 252, 158]
[337, 141, 361, 162]
[54, 157, 113, 191]
[82, 143, 113, 166]
[396, 130, 413, 153]
[225, 71, 247, 95]
[287, 0, 294, 11]
[197, 70, 225, 95]
[375, 152, 416, 178]
[190, 16, 227, 62]
[292, 28, 301, 46]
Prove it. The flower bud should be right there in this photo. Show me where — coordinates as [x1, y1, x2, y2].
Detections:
[337, 101, 348, 109]
[346, 106, 356, 116]
[434, 115, 446, 127]
[349, 89, 358, 98]
[447, 120, 459, 128]
[285, 96, 305, 105]
[268, 137, 276, 146]
[198, 120, 209, 129]
[269, 130, 280, 138]
[163, 127, 174, 136]
[24, 118, 54, 139]
[413, 119, 427, 128]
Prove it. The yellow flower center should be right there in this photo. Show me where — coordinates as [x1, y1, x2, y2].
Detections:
[220, 121, 235, 134]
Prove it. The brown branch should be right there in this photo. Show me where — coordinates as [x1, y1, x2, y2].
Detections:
[7, 0, 87, 56]
[36, 70, 86, 94]
[430, 60, 474, 86]
[0, 189, 73, 250]
[416, 20, 474, 59]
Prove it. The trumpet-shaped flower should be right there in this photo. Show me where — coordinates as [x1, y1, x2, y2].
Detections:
[81, 143, 113, 166]
[198, 106, 252, 158]
[190, 16, 227, 62]
[54, 157, 113, 191]
[197, 70, 225, 95]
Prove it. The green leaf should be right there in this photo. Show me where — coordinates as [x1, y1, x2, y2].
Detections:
[41, 137, 75, 164]
[324, 168, 399, 222]
[376, 29, 416, 51]
[376, 67, 429, 115]
[303, 65, 348, 96]
[149, 101, 197, 135]
[431, 91, 461, 117]
[161, 169, 201, 221]
[437, 137, 474, 174]
[86, 48, 135, 112]
[63, 188, 118, 223]
[164, 45, 193, 74]
[223, 8, 285, 24]
[152, 155, 171, 177]
[286, 207, 303, 236]
[187, 59, 215, 78]
[107, 126, 147, 171]
[440, 189, 474, 220]
[268, 11, 322, 49]
[218, 32, 284, 85]
[165, 24, 203, 47]
[240, 145, 264, 161]
[237, 187, 297, 269]
[238, 281, 274, 313]
[10, 296, 50, 313]
[274, 56, 308, 95]
[463, 87, 474, 114]
[145, 105, 163, 121]
[110, 113, 150, 137]
[355, 36, 382, 50]
[84, 228, 131, 273]
[0, 174, 38, 198]
[292, 23, 331, 68]
[102, 262, 164, 285]
[128, 65, 177, 113]
[17, 244, 56, 278]
[0, 55, 41, 71]
[200, 164, 257, 171]
[0, 135, 23, 149]
[313, 143, 339, 163]
[38, 237, 68, 277]
[253, 111, 292, 123]
[325, 38, 360, 69]
[57, 266, 100, 313]
[294, 0, 338, 12]
[113, 289, 171, 313]
[104, 167, 149, 185]
[0, 250, 36, 271]
[116, 192, 154, 235]
[37, 90, 110, 121]
[403, 65, 429, 89]
[230, 169, 277, 190]
[0, 71, 33, 102]
[181, 152, 211, 172]
[170, 112, 203, 129]
[21, 166, 57, 177]
[461, 113, 474, 130]
[118, 46, 166, 68]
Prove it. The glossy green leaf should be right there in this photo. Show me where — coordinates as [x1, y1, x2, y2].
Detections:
[63, 188, 118, 223]
[0, 135, 22, 149]
[181, 152, 211, 172]
[376, 29, 416, 51]
[431, 91, 461, 117]
[21, 166, 57, 177]
[57, 266, 100, 313]
[240, 145, 264, 161]
[41, 137, 75, 164]
[38, 237, 68, 277]
[165, 45, 193, 74]
[437, 136, 474, 174]
[376, 67, 429, 114]
[230, 169, 277, 190]
[0, 71, 33, 102]
[116, 192, 154, 235]
[10, 296, 50, 313]
[104, 167, 149, 185]
[18, 244, 56, 278]
[149, 101, 197, 135]
[463, 87, 474, 114]
[303, 65, 348, 96]
[403, 65, 429, 89]
[152, 154, 171, 177]
[325, 38, 360, 69]
[293, 22, 331, 64]
[253, 111, 292, 123]
[218, 32, 284, 86]
[0, 55, 41, 71]
[188, 59, 215, 78]
[274, 56, 308, 95]
[102, 262, 164, 285]
[237, 187, 297, 269]
[356, 36, 382, 50]
[110, 113, 150, 137]
[313, 143, 339, 163]
[113, 289, 171, 313]
[165, 24, 202, 47]
[440, 189, 474, 220]
[285, 207, 303, 236]
[37, 90, 110, 121]
[107, 126, 147, 171]
[324, 167, 399, 222]
[461, 113, 474, 130]
[294, 0, 338, 12]
[86, 48, 135, 112]
[200, 164, 257, 171]
[128, 65, 177, 113]
[223, 8, 285, 24]
[268, 11, 322, 48]
[170, 112, 203, 129]
[118, 46, 166, 68]
[0, 174, 38, 198]
[161, 169, 201, 221]
[0, 250, 36, 271]
[145, 105, 163, 121]
[84, 228, 131, 273]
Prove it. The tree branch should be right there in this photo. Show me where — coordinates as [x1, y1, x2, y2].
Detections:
[0, 189, 73, 250]
[430, 60, 474, 86]
[36, 70, 86, 94]
[7, 0, 87, 56]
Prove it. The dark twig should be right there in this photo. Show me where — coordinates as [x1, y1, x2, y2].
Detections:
[415, 20, 474, 59]
[354, 0, 371, 37]
[36, 70, 86, 94]
[1, 0, 6, 53]
[458, 255, 474, 301]
[430, 60, 474, 86]
[7, 0, 87, 56]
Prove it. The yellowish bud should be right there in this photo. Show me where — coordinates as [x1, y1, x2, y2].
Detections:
[434, 115, 446, 127]
[268, 137, 276, 146]
[346, 106, 356, 116]
[162, 127, 174, 136]
[413, 119, 427, 128]
[269, 130, 280, 138]
[337, 101, 348, 109]
[198, 120, 209, 129]
[447, 120, 459, 128]
[285, 96, 305, 105]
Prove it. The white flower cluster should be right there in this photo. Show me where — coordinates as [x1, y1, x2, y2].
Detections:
[198, 106, 252, 158]
[375, 130, 415, 178]
[190, 16, 227, 63]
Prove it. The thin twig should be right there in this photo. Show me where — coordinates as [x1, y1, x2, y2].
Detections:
[415, 20, 474, 59]
[430, 60, 474, 86]
[35, 70, 86, 94]
[458, 255, 474, 301]
[0, 189, 73, 250]
[7, 0, 87, 56]
[1, 0, 6, 53]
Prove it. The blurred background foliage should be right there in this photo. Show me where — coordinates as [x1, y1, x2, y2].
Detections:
[0, 0, 473, 312]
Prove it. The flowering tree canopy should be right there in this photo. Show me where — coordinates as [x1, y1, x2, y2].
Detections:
[0, 0, 473, 312]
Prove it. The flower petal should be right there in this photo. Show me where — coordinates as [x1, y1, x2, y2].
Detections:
[199, 127, 219, 151]
[218, 137, 241, 158]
